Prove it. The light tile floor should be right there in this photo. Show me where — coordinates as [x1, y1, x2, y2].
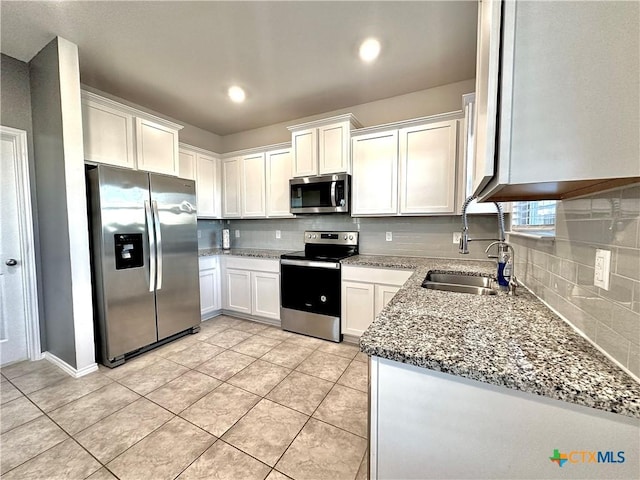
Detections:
[0, 315, 369, 480]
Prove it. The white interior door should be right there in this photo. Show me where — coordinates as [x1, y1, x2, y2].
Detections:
[0, 127, 34, 365]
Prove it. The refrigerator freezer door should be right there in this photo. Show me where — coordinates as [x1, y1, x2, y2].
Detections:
[149, 174, 200, 339]
[88, 166, 158, 362]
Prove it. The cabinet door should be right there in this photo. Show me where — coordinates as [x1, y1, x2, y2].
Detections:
[341, 281, 375, 337]
[399, 121, 457, 215]
[292, 128, 318, 177]
[251, 271, 280, 320]
[179, 148, 196, 180]
[196, 153, 219, 218]
[352, 130, 399, 215]
[319, 122, 349, 174]
[199, 268, 220, 319]
[222, 157, 242, 218]
[241, 153, 266, 218]
[135, 117, 180, 176]
[374, 284, 400, 317]
[223, 268, 251, 314]
[266, 148, 294, 217]
[82, 99, 135, 168]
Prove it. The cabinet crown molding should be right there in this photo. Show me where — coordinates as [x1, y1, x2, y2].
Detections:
[179, 142, 220, 157]
[287, 113, 362, 132]
[81, 90, 184, 131]
[221, 141, 291, 159]
[351, 110, 463, 137]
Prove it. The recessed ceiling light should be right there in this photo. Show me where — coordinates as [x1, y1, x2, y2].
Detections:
[228, 86, 246, 103]
[359, 38, 381, 63]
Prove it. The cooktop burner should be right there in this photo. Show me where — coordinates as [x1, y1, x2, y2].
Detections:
[280, 230, 359, 263]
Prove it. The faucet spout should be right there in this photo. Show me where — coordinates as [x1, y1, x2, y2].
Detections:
[459, 195, 506, 254]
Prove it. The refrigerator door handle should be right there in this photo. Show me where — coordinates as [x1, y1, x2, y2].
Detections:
[152, 200, 163, 290]
[145, 200, 156, 292]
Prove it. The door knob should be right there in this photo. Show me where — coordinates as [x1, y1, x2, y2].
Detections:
[5, 259, 17, 266]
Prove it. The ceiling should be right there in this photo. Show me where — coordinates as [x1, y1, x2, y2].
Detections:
[0, 1, 478, 136]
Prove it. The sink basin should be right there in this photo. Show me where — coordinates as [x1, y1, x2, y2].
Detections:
[421, 271, 497, 295]
[425, 272, 493, 288]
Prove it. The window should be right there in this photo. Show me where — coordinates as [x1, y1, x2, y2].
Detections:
[511, 201, 557, 236]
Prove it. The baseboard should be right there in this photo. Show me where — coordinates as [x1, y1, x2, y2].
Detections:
[44, 352, 98, 378]
[220, 310, 280, 327]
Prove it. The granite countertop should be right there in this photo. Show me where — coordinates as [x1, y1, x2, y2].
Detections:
[198, 248, 290, 259]
[352, 255, 640, 419]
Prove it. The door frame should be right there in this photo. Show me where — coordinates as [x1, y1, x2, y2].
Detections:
[1, 125, 41, 361]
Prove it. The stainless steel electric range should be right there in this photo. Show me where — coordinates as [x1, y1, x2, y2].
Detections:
[280, 231, 359, 342]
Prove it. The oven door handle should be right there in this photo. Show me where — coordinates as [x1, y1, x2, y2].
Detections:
[330, 181, 337, 207]
[281, 259, 340, 269]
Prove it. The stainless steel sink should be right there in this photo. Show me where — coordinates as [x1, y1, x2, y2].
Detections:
[421, 271, 497, 295]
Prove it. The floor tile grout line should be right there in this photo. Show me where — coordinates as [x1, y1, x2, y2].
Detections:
[3, 316, 368, 479]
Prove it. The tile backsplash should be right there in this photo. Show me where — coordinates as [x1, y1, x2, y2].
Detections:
[205, 214, 505, 261]
[510, 184, 640, 377]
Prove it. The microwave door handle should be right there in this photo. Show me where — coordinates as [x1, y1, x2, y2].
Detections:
[145, 200, 156, 292]
[330, 181, 337, 207]
[152, 200, 163, 290]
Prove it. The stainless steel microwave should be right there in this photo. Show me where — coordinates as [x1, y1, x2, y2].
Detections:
[290, 174, 350, 214]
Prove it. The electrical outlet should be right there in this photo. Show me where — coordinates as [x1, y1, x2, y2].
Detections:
[593, 248, 611, 290]
[275, 230, 281, 239]
[197, 230, 202, 239]
[452, 232, 462, 244]
[386, 232, 393, 242]
[235, 229, 240, 238]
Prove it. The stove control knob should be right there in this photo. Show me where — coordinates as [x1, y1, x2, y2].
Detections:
[312, 234, 317, 239]
[307, 234, 312, 239]
[349, 235, 354, 240]
[320, 295, 327, 303]
[343, 235, 347, 240]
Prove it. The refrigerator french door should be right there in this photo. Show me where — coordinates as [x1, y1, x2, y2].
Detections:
[87, 165, 200, 367]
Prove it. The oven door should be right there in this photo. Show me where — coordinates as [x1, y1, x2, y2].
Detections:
[280, 259, 341, 317]
[289, 174, 349, 214]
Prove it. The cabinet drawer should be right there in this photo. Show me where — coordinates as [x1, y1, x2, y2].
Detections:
[223, 256, 279, 273]
[342, 265, 413, 286]
[199, 256, 218, 271]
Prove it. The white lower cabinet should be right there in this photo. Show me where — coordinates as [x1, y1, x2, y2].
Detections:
[199, 256, 220, 319]
[251, 271, 280, 320]
[223, 268, 252, 314]
[341, 266, 413, 337]
[222, 256, 280, 321]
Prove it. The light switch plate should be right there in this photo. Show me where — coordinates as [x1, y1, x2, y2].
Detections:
[386, 232, 393, 242]
[594, 248, 611, 290]
[275, 230, 281, 239]
[452, 232, 462, 244]
[235, 229, 240, 238]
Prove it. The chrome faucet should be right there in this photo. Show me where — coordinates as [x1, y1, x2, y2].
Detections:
[459, 195, 505, 254]
[459, 195, 517, 295]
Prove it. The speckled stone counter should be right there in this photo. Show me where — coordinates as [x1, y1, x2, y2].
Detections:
[350, 255, 640, 419]
[198, 248, 289, 259]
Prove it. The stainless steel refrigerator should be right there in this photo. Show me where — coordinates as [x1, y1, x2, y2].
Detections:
[87, 165, 200, 367]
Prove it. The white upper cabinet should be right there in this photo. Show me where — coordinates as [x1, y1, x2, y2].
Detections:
[180, 144, 220, 219]
[288, 114, 361, 177]
[222, 157, 242, 218]
[474, 0, 640, 201]
[241, 152, 266, 218]
[318, 122, 351, 175]
[399, 120, 457, 215]
[81, 92, 135, 168]
[351, 115, 459, 216]
[351, 130, 399, 216]
[178, 148, 196, 180]
[81, 91, 183, 175]
[266, 148, 294, 217]
[135, 117, 180, 176]
[291, 128, 318, 177]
